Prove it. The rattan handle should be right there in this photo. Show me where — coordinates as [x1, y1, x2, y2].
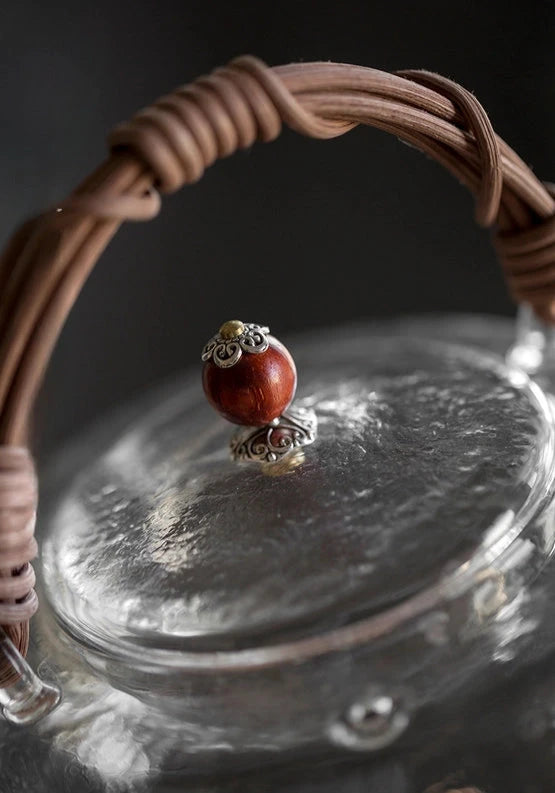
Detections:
[0, 55, 553, 679]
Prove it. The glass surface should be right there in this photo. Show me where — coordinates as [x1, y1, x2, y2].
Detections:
[43, 333, 555, 660]
[3, 314, 555, 792]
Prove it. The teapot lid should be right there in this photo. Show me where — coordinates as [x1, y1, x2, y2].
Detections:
[42, 323, 555, 662]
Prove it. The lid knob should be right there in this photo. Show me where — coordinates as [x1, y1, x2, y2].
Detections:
[201, 321, 317, 463]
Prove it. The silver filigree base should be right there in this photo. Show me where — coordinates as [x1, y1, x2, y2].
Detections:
[230, 405, 318, 464]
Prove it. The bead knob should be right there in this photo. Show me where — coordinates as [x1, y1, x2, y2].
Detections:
[201, 321, 297, 426]
[201, 321, 317, 464]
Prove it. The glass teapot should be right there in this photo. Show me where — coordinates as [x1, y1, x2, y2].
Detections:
[0, 56, 554, 792]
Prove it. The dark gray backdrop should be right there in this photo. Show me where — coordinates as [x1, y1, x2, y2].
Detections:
[1, 0, 553, 455]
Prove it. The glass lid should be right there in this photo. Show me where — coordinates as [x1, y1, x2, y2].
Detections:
[42, 328, 555, 660]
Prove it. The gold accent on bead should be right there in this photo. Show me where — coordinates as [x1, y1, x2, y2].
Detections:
[219, 320, 245, 340]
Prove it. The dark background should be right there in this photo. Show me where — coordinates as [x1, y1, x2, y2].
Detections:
[1, 0, 553, 455]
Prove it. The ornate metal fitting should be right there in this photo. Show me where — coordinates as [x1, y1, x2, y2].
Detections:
[201, 322, 269, 369]
[230, 406, 317, 464]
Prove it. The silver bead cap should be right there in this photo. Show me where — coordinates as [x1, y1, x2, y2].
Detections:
[201, 322, 270, 368]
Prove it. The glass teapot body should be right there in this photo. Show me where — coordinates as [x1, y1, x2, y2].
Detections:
[3, 313, 555, 791]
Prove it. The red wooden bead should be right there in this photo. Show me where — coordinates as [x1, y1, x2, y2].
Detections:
[203, 337, 297, 426]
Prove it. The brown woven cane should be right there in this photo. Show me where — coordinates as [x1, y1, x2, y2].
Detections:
[0, 56, 553, 684]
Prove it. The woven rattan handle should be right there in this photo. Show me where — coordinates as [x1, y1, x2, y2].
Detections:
[0, 55, 553, 681]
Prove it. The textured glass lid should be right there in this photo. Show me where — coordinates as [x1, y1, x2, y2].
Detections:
[42, 330, 555, 652]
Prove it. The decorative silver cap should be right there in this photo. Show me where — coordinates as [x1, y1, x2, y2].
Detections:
[230, 406, 317, 463]
[201, 321, 269, 369]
